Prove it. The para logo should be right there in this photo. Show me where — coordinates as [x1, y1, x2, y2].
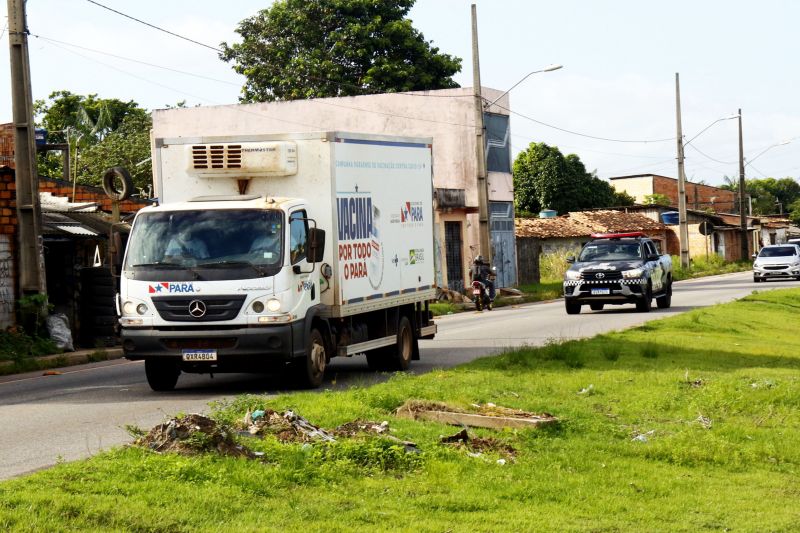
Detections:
[148, 282, 198, 294]
[400, 201, 424, 223]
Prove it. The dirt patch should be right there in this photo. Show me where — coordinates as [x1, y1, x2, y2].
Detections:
[440, 428, 516, 459]
[134, 414, 257, 459]
[333, 420, 391, 438]
[396, 399, 557, 429]
[242, 409, 336, 443]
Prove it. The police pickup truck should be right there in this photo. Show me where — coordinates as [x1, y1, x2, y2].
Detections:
[563, 232, 673, 314]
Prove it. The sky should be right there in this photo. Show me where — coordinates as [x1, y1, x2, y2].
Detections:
[2, 0, 800, 186]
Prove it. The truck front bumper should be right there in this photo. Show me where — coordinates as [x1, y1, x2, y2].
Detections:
[121, 324, 304, 371]
[563, 278, 647, 304]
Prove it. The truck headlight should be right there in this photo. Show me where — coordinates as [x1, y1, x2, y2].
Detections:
[266, 298, 281, 312]
[564, 270, 581, 281]
[622, 268, 644, 279]
[251, 300, 265, 313]
[136, 303, 148, 315]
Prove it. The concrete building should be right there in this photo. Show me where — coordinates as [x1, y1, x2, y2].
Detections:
[610, 174, 738, 213]
[149, 87, 515, 292]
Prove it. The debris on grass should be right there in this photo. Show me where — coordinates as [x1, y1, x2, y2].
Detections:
[577, 384, 595, 395]
[134, 414, 257, 459]
[241, 409, 336, 443]
[440, 428, 517, 460]
[696, 414, 713, 429]
[396, 399, 557, 429]
[631, 430, 655, 443]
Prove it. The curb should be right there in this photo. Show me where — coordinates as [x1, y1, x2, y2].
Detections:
[0, 347, 125, 374]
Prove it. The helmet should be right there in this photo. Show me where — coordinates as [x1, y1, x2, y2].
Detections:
[474, 255, 483, 263]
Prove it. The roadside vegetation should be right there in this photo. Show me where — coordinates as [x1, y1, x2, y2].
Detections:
[3, 288, 800, 530]
[671, 254, 751, 280]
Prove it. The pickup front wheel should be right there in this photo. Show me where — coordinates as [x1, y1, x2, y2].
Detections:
[565, 300, 581, 315]
[636, 283, 653, 313]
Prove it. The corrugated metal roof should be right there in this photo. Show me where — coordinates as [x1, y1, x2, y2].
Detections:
[54, 224, 98, 236]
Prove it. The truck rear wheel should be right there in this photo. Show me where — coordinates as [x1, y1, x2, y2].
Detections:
[144, 359, 180, 391]
[656, 280, 672, 309]
[367, 316, 415, 371]
[294, 328, 327, 389]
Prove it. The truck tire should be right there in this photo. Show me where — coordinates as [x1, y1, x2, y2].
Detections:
[656, 280, 672, 309]
[636, 284, 653, 312]
[144, 359, 180, 391]
[565, 300, 581, 315]
[589, 303, 604, 311]
[294, 328, 327, 388]
[388, 316, 414, 371]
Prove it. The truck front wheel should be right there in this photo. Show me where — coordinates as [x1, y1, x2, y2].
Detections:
[295, 328, 327, 389]
[636, 283, 653, 312]
[144, 358, 180, 392]
[565, 300, 581, 315]
[656, 279, 672, 309]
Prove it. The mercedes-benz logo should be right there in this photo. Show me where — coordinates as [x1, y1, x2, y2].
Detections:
[596, 272, 605, 279]
[188, 300, 207, 318]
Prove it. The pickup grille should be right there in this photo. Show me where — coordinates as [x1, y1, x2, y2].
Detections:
[582, 271, 622, 281]
[152, 295, 246, 322]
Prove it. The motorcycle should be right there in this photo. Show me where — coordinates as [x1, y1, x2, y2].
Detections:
[472, 279, 492, 311]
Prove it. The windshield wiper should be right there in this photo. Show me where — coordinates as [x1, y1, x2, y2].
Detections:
[195, 261, 267, 276]
[131, 262, 200, 279]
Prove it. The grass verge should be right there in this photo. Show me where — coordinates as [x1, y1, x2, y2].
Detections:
[3, 289, 800, 531]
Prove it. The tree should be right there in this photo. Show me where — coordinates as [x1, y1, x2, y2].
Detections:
[513, 142, 633, 215]
[643, 193, 671, 206]
[34, 92, 152, 191]
[220, 0, 462, 102]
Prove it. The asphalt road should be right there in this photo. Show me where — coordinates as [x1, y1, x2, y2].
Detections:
[1, 271, 796, 479]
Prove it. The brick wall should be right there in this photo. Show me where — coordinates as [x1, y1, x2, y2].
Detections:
[652, 175, 737, 213]
[38, 177, 152, 212]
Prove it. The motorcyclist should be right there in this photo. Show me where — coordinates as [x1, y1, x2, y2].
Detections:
[470, 255, 496, 301]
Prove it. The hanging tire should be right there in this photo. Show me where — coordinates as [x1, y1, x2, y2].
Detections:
[656, 279, 672, 309]
[144, 358, 180, 391]
[294, 328, 327, 388]
[102, 166, 134, 201]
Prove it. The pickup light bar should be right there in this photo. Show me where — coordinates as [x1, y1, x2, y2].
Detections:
[590, 232, 646, 239]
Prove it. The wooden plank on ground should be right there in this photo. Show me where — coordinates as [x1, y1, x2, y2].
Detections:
[403, 410, 557, 429]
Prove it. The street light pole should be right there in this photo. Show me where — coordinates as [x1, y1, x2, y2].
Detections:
[675, 73, 690, 269]
[738, 108, 748, 261]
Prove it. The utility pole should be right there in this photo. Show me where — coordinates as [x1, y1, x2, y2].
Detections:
[675, 73, 689, 269]
[7, 0, 47, 297]
[471, 3, 491, 264]
[738, 108, 748, 261]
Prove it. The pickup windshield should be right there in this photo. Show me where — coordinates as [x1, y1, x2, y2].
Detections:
[579, 242, 642, 261]
[124, 209, 283, 279]
[758, 246, 797, 257]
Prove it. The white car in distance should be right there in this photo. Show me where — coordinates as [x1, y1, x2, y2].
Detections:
[752, 244, 800, 282]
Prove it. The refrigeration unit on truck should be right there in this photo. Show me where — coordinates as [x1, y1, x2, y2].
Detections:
[118, 132, 437, 391]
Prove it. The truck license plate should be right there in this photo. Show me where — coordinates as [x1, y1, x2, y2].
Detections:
[182, 350, 217, 362]
[591, 288, 610, 295]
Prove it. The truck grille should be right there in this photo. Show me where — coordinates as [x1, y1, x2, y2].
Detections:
[152, 295, 246, 322]
[581, 271, 622, 281]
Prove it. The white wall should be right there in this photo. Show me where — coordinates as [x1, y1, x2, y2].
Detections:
[0, 235, 14, 328]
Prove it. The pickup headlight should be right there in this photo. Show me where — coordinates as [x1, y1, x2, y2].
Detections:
[564, 270, 581, 281]
[622, 268, 645, 279]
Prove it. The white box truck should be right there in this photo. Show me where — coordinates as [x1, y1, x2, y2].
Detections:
[118, 132, 437, 390]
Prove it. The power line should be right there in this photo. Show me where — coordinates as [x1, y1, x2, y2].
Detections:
[491, 101, 675, 144]
[685, 143, 737, 165]
[85, 0, 222, 53]
[32, 34, 240, 86]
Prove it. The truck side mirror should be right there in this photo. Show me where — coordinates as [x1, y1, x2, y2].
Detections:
[566, 256, 576, 263]
[308, 228, 325, 263]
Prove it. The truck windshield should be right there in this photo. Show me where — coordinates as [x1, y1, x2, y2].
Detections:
[579, 242, 642, 261]
[124, 209, 283, 278]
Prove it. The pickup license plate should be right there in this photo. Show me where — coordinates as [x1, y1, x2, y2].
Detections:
[591, 288, 610, 295]
[182, 350, 217, 362]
